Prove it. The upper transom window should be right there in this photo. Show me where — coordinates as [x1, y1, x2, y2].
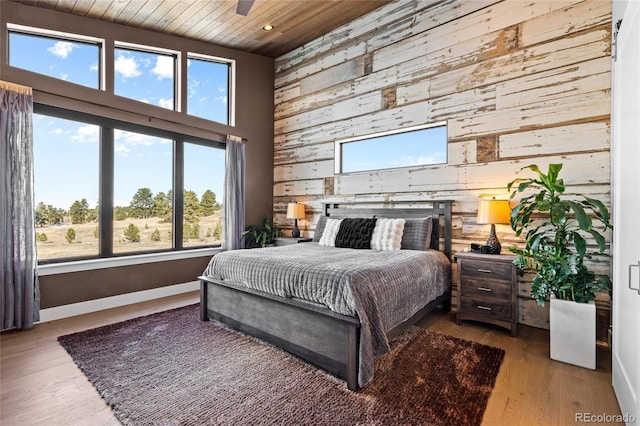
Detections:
[8, 25, 101, 89]
[114, 43, 177, 111]
[187, 53, 233, 125]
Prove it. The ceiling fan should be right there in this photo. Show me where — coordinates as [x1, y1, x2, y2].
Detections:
[236, 0, 256, 16]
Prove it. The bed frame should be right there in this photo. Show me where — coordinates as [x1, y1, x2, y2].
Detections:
[199, 200, 453, 391]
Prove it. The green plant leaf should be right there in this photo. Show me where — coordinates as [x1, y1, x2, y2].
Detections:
[572, 232, 586, 258]
[568, 201, 591, 230]
[547, 163, 563, 183]
[587, 229, 607, 252]
[583, 196, 611, 226]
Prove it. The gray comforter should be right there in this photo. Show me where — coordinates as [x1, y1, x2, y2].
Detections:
[203, 242, 450, 386]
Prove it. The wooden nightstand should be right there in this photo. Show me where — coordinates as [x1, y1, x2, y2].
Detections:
[273, 237, 313, 246]
[455, 252, 518, 336]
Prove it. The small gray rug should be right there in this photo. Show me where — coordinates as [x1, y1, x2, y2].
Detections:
[58, 304, 504, 426]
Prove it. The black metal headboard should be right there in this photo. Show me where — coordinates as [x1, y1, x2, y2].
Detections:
[322, 200, 453, 260]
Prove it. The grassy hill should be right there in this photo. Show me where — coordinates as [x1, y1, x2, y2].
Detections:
[36, 212, 221, 260]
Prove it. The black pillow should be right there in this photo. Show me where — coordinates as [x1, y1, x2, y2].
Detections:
[335, 218, 377, 249]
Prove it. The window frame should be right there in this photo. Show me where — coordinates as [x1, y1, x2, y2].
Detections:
[113, 41, 180, 111]
[34, 103, 226, 265]
[6, 24, 236, 265]
[334, 121, 448, 174]
[7, 23, 105, 90]
[187, 52, 235, 126]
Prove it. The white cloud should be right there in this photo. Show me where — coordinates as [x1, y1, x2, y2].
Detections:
[188, 80, 200, 98]
[115, 55, 141, 78]
[158, 98, 173, 109]
[90, 63, 99, 72]
[71, 124, 99, 143]
[113, 130, 165, 156]
[49, 128, 65, 135]
[47, 41, 74, 59]
[151, 56, 174, 80]
[215, 95, 227, 105]
[392, 154, 445, 167]
[59, 73, 69, 81]
[114, 144, 131, 155]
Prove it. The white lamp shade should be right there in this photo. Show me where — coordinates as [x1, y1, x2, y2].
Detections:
[477, 199, 511, 225]
[286, 202, 305, 219]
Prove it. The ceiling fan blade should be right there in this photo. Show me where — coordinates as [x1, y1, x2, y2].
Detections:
[236, 0, 255, 16]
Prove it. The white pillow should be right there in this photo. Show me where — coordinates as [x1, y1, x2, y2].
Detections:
[318, 219, 343, 247]
[370, 218, 406, 250]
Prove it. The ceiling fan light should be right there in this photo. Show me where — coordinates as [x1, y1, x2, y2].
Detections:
[263, 24, 274, 31]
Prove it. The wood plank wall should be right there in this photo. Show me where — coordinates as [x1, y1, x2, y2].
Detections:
[272, 0, 612, 338]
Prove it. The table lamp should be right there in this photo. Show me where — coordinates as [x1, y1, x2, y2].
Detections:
[476, 197, 511, 254]
[286, 202, 305, 238]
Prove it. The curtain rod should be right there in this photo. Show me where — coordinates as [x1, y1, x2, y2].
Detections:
[0, 80, 33, 95]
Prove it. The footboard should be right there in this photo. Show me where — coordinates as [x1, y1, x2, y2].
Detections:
[199, 277, 361, 390]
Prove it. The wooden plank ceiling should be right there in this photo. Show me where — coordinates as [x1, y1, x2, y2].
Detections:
[10, 0, 393, 57]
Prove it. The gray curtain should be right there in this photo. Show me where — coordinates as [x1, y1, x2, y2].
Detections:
[222, 135, 245, 250]
[0, 82, 40, 330]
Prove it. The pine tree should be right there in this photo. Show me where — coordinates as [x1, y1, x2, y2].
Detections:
[152, 192, 172, 222]
[124, 223, 141, 242]
[69, 199, 89, 224]
[129, 188, 154, 218]
[200, 190, 217, 216]
[213, 221, 222, 240]
[35, 202, 48, 227]
[65, 228, 76, 244]
[114, 206, 128, 220]
[183, 190, 201, 223]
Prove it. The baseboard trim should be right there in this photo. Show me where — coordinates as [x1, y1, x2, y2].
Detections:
[38, 281, 199, 323]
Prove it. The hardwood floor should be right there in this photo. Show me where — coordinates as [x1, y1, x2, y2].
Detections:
[1, 292, 622, 425]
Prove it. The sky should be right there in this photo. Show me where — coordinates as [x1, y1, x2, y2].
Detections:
[341, 126, 447, 173]
[10, 31, 228, 210]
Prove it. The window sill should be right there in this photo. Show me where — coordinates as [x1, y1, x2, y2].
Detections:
[37, 247, 220, 276]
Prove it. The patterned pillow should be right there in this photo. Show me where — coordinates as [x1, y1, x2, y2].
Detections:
[370, 218, 406, 250]
[318, 218, 343, 246]
[335, 218, 377, 249]
[400, 218, 434, 251]
[312, 215, 327, 242]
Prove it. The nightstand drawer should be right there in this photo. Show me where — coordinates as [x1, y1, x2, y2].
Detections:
[455, 252, 518, 336]
[460, 259, 513, 281]
[460, 278, 511, 300]
[460, 297, 512, 321]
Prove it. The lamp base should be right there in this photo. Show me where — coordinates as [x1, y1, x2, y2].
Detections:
[292, 219, 300, 238]
[485, 224, 502, 254]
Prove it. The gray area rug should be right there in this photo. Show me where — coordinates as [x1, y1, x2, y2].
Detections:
[58, 304, 505, 426]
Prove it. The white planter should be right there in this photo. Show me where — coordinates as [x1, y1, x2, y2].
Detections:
[549, 297, 596, 369]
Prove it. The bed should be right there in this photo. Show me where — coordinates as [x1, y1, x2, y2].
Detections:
[199, 200, 453, 391]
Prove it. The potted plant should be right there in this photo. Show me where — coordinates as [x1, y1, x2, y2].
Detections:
[507, 163, 612, 369]
[242, 216, 282, 248]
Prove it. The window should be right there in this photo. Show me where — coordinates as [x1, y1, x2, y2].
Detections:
[33, 114, 100, 259]
[8, 25, 232, 262]
[113, 130, 173, 253]
[32, 109, 225, 263]
[183, 143, 225, 247]
[187, 54, 232, 125]
[335, 123, 447, 174]
[8, 27, 101, 89]
[114, 45, 176, 110]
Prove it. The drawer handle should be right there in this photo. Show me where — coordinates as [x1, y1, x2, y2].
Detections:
[478, 287, 493, 292]
[477, 268, 492, 273]
[476, 305, 492, 311]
